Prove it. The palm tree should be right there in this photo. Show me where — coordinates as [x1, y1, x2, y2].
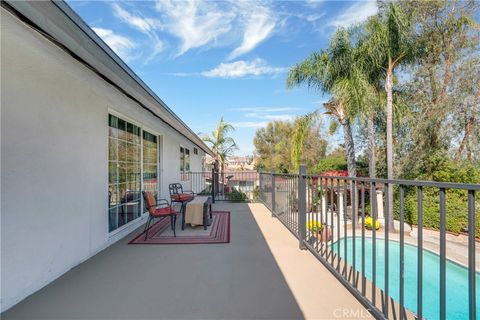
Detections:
[287, 29, 376, 177]
[361, 3, 418, 230]
[202, 117, 238, 179]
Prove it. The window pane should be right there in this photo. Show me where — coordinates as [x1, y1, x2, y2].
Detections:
[109, 207, 118, 232]
[117, 118, 126, 140]
[118, 163, 127, 183]
[185, 149, 190, 171]
[109, 162, 118, 184]
[118, 141, 127, 162]
[109, 138, 117, 161]
[180, 148, 185, 172]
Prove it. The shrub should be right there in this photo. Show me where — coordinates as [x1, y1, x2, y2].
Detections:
[365, 216, 380, 230]
[252, 186, 260, 201]
[228, 189, 248, 201]
[397, 154, 480, 235]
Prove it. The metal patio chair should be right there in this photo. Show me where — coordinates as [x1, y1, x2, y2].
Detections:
[142, 191, 177, 240]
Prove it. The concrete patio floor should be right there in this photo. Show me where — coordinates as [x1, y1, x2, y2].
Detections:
[3, 202, 367, 320]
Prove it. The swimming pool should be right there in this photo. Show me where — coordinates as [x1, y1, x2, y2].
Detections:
[333, 237, 480, 319]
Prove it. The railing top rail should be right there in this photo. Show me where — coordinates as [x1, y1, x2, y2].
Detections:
[259, 172, 480, 191]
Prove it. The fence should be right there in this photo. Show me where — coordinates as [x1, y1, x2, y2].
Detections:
[259, 166, 479, 320]
[187, 170, 259, 202]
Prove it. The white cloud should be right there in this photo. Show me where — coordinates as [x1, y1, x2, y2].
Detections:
[112, 4, 160, 33]
[231, 121, 269, 128]
[92, 27, 136, 62]
[305, 0, 325, 8]
[328, 0, 378, 29]
[155, 0, 234, 56]
[228, 4, 276, 60]
[201, 58, 287, 79]
[112, 4, 164, 61]
[232, 107, 301, 113]
[245, 113, 296, 122]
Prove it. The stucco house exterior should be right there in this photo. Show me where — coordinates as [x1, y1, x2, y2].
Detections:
[1, 1, 213, 312]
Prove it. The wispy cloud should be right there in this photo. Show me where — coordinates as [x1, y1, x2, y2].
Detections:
[112, 3, 160, 33]
[231, 107, 301, 113]
[92, 27, 137, 62]
[228, 3, 276, 60]
[245, 113, 296, 122]
[231, 121, 269, 128]
[305, 0, 325, 8]
[327, 0, 378, 29]
[155, 0, 234, 57]
[201, 58, 287, 79]
[112, 4, 164, 61]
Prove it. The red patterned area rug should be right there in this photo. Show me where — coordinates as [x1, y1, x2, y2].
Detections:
[129, 211, 230, 244]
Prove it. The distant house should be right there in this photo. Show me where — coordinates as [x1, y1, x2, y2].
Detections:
[1, 1, 213, 312]
[226, 156, 255, 171]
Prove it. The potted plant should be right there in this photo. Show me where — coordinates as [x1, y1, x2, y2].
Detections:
[307, 220, 331, 242]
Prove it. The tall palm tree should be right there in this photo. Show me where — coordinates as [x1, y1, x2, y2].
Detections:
[362, 3, 418, 230]
[287, 29, 376, 177]
[202, 117, 238, 177]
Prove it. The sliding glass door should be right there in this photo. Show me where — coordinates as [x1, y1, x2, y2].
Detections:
[108, 114, 142, 232]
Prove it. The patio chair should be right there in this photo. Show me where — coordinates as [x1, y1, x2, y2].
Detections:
[142, 191, 177, 240]
[168, 183, 194, 205]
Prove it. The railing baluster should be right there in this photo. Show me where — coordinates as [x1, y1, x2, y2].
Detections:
[351, 180, 356, 287]
[384, 183, 389, 317]
[361, 181, 366, 296]
[271, 172, 276, 216]
[337, 178, 341, 272]
[439, 187, 446, 320]
[468, 190, 476, 320]
[417, 186, 423, 320]
[400, 185, 405, 320]
[371, 181, 377, 306]
[343, 180, 348, 278]
[331, 178, 335, 266]
[320, 178, 325, 255]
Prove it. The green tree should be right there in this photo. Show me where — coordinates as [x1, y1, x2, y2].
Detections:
[254, 120, 327, 173]
[253, 121, 293, 172]
[202, 117, 238, 177]
[291, 112, 316, 171]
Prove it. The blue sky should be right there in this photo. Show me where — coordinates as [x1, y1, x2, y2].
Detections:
[68, 0, 379, 155]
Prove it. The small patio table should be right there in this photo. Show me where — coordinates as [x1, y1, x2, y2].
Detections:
[183, 196, 212, 230]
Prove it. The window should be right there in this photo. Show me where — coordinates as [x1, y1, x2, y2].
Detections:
[108, 114, 142, 232]
[143, 130, 158, 212]
[180, 147, 190, 172]
[180, 146, 190, 180]
[194, 147, 198, 155]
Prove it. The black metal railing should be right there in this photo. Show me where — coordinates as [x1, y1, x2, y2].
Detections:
[187, 170, 259, 202]
[259, 166, 479, 320]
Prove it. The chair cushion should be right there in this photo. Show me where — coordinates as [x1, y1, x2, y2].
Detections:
[171, 193, 193, 202]
[152, 206, 176, 217]
[143, 191, 157, 215]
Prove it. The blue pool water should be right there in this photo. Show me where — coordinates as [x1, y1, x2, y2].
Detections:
[333, 237, 480, 319]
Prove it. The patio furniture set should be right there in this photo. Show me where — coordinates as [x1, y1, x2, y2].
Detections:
[142, 183, 212, 240]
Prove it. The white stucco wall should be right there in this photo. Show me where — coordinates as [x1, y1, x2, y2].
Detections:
[0, 10, 206, 312]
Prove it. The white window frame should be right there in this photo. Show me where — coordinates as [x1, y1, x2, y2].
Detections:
[107, 109, 162, 236]
[179, 145, 190, 181]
